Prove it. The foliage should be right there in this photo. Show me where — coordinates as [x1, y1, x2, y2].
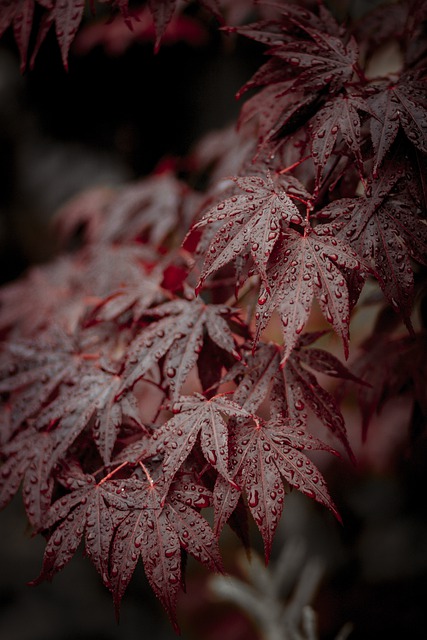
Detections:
[0, 0, 426, 634]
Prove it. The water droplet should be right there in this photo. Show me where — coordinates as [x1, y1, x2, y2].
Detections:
[248, 489, 259, 507]
[206, 450, 217, 465]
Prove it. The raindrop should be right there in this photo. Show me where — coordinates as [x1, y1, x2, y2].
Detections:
[248, 489, 259, 507]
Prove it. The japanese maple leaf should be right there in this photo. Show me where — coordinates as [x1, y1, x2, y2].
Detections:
[214, 416, 340, 562]
[148, 0, 222, 52]
[52, 186, 114, 248]
[254, 227, 365, 362]
[192, 173, 306, 292]
[120, 298, 241, 400]
[19, 0, 131, 69]
[239, 77, 320, 151]
[34, 363, 143, 465]
[0, 427, 56, 529]
[346, 331, 427, 439]
[0, 256, 85, 337]
[0, 0, 36, 71]
[98, 174, 195, 247]
[30, 473, 141, 592]
[83, 243, 159, 299]
[318, 159, 427, 326]
[309, 93, 370, 187]
[108, 474, 223, 631]
[226, 335, 357, 459]
[236, 4, 359, 150]
[273, 26, 359, 96]
[0, 331, 87, 433]
[22, 0, 87, 70]
[233, 4, 347, 55]
[368, 73, 427, 176]
[151, 393, 252, 490]
[88, 259, 166, 324]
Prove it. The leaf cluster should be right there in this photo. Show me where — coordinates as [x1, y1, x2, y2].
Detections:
[1, 0, 427, 632]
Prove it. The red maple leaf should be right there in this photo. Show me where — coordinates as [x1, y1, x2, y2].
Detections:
[226, 335, 357, 459]
[151, 393, 251, 489]
[34, 363, 143, 465]
[0, 256, 86, 337]
[213, 415, 340, 562]
[30, 471, 132, 588]
[192, 172, 307, 292]
[0, 328, 143, 464]
[309, 92, 370, 187]
[254, 226, 365, 361]
[120, 298, 241, 400]
[345, 330, 427, 439]
[148, 0, 222, 52]
[235, 4, 361, 152]
[87, 254, 166, 324]
[98, 174, 196, 247]
[368, 73, 427, 176]
[0, 331, 88, 434]
[0, 427, 56, 529]
[107, 473, 223, 631]
[318, 157, 427, 326]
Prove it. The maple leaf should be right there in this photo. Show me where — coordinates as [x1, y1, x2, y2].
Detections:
[192, 173, 307, 292]
[52, 186, 114, 249]
[235, 4, 361, 152]
[34, 0, 131, 69]
[83, 242, 159, 300]
[148, 0, 222, 52]
[34, 362, 143, 465]
[345, 330, 427, 439]
[318, 157, 427, 326]
[0, 256, 86, 338]
[87, 255, 166, 324]
[238, 77, 319, 152]
[214, 416, 340, 562]
[0, 326, 143, 464]
[309, 92, 370, 187]
[0, 0, 35, 72]
[0, 427, 56, 529]
[31, 473, 138, 590]
[98, 174, 196, 247]
[368, 73, 427, 176]
[0, 331, 87, 434]
[150, 393, 252, 490]
[108, 474, 223, 631]
[254, 226, 365, 362]
[226, 335, 357, 459]
[74, 4, 209, 55]
[120, 298, 241, 400]
[272, 26, 359, 96]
